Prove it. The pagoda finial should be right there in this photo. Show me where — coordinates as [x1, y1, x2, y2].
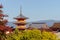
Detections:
[20, 5, 22, 16]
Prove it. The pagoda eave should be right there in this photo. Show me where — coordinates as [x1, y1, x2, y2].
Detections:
[14, 17, 28, 20]
[0, 14, 8, 17]
[14, 22, 27, 25]
[3, 14, 8, 17]
[0, 6, 3, 8]
[14, 18, 28, 20]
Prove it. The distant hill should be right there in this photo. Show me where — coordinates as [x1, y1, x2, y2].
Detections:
[31, 20, 60, 27]
[6, 20, 60, 28]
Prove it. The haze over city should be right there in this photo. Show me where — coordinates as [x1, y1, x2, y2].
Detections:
[0, 0, 60, 22]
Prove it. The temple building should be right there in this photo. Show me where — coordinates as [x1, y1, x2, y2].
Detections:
[14, 6, 28, 29]
[50, 23, 60, 31]
[51, 23, 60, 28]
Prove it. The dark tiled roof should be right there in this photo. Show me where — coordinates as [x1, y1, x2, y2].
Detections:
[51, 23, 60, 28]
[0, 13, 8, 17]
[0, 10, 3, 13]
[14, 13, 28, 19]
[0, 4, 3, 8]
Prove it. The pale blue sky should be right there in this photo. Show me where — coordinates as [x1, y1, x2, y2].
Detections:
[0, 0, 60, 22]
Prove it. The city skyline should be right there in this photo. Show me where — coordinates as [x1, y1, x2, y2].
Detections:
[0, 0, 60, 22]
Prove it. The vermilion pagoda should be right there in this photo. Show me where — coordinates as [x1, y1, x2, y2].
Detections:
[14, 6, 28, 29]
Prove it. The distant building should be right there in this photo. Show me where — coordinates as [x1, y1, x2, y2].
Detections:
[14, 6, 28, 29]
[50, 23, 60, 31]
[26, 22, 53, 32]
[30, 22, 49, 29]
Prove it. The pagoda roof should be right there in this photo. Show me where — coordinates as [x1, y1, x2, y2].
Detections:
[0, 4, 3, 8]
[14, 22, 27, 25]
[14, 6, 29, 19]
[0, 13, 8, 17]
[14, 13, 28, 19]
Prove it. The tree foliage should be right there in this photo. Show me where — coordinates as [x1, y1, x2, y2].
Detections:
[5, 29, 57, 40]
[0, 21, 5, 26]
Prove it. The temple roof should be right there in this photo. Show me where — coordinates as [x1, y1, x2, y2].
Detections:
[51, 23, 60, 28]
[0, 4, 3, 8]
[15, 13, 28, 19]
[14, 6, 28, 19]
[0, 13, 8, 17]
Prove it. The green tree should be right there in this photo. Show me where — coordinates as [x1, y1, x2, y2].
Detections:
[21, 29, 41, 40]
[41, 31, 57, 40]
[5, 28, 22, 40]
[5, 29, 57, 40]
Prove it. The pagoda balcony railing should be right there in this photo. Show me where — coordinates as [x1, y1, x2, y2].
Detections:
[15, 22, 27, 24]
[17, 21, 26, 23]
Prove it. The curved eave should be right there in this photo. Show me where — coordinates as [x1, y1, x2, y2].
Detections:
[0, 6, 3, 8]
[0, 14, 8, 17]
[14, 22, 27, 25]
[14, 17, 28, 20]
[3, 15, 8, 17]
[0, 4, 3, 8]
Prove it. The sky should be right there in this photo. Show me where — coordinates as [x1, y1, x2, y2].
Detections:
[0, 0, 60, 22]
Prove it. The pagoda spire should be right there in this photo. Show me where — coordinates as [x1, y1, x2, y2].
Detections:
[20, 5, 22, 15]
[14, 5, 29, 29]
[20, 5, 24, 17]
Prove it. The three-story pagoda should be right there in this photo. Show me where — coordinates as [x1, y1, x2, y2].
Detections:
[14, 6, 28, 29]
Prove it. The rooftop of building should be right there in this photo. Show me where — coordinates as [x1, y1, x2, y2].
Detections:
[0, 4, 3, 8]
[51, 23, 60, 28]
[14, 6, 28, 19]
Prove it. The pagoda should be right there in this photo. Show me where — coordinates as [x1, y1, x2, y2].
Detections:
[0, 4, 8, 21]
[14, 6, 28, 29]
